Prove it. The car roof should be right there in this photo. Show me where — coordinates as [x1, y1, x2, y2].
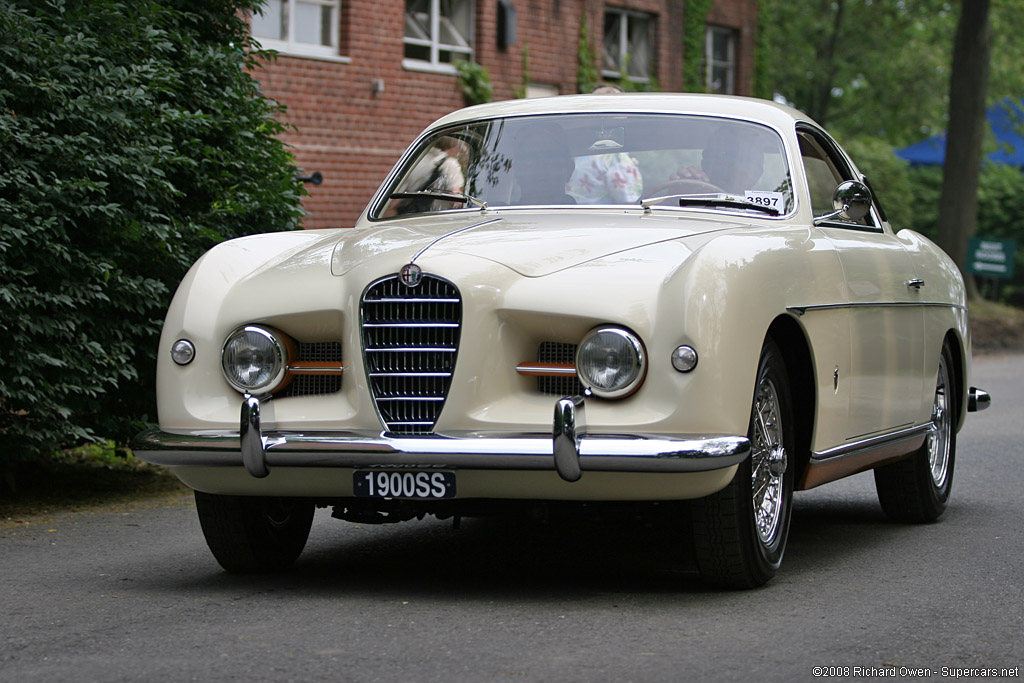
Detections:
[427, 93, 816, 132]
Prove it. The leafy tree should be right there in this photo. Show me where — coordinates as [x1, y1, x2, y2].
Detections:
[0, 0, 304, 462]
[937, 0, 991, 299]
[761, 0, 957, 144]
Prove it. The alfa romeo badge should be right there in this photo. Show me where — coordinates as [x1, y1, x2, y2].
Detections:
[399, 263, 422, 287]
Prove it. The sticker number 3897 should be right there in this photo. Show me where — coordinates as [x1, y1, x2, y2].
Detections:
[353, 470, 456, 499]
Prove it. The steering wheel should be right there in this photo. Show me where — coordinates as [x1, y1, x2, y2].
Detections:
[646, 178, 726, 197]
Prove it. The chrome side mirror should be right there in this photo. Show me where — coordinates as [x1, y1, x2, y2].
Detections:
[814, 180, 872, 224]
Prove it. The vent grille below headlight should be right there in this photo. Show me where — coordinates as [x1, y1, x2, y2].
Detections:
[280, 342, 343, 398]
[361, 274, 462, 434]
[537, 342, 585, 396]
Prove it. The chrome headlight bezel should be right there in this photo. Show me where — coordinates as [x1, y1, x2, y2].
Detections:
[220, 325, 288, 395]
[575, 326, 647, 399]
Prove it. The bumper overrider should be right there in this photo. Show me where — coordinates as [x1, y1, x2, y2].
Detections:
[132, 395, 751, 483]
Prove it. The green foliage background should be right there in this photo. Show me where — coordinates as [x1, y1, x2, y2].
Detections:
[0, 0, 305, 461]
[761, 0, 1024, 304]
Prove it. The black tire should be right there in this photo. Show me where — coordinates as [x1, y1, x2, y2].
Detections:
[874, 343, 957, 523]
[194, 491, 315, 573]
[692, 338, 795, 589]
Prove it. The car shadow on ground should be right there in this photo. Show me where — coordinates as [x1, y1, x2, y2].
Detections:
[141, 490, 921, 598]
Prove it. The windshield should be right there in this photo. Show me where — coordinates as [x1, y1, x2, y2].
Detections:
[372, 113, 793, 218]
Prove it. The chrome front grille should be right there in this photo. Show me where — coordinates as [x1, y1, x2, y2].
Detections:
[360, 274, 461, 434]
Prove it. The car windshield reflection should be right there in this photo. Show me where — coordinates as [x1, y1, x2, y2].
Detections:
[375, 113, 794, 218]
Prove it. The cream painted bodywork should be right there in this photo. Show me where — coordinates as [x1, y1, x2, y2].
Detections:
[150, 94, 972, 499]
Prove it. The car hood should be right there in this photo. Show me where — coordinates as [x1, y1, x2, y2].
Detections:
[333, 210, 753, 278]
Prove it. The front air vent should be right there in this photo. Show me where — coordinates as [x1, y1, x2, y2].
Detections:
[280, 342, 343, 398]
[360, 274, 462, 434]
[537, 342, 585, 396]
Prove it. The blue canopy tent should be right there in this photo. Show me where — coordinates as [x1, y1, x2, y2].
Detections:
[896, 99, 1024, 166]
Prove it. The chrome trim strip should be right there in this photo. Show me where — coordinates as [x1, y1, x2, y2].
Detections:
[362, 323, 461, 328]
[516, 363, 578, 376]
[367, 347, 456, 353]
[372, 395, 444, 401]
[286, 365, 344, 374]
[811, 424, 930, 461]
[370, 298, 461, 304]
[131, 427, 750, 475]
[409, 217, 502, 263]
[800, 424, 930, 490]
[788, 301, 966, 316]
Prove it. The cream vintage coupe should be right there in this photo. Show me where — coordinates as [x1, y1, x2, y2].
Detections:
[133, 94, 990, 588]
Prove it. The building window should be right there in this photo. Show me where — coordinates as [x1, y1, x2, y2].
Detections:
[404, 0, 473, 73]
[602, 8, 654, 83]
[706, 26, 736, 94]
[251, 0, 341, 59]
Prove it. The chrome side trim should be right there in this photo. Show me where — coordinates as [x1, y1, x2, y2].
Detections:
[788, 301, 966, 316]
[800, 424, 930, 490]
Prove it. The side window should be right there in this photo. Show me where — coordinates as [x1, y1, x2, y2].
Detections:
[798, 129, 876, 228]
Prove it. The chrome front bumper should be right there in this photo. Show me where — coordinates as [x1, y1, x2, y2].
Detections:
[132, 396, 750, 483]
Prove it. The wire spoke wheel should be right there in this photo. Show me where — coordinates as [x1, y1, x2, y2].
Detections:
[692, 338, 794, 589]
[751, 376, 787, 547]
[874, 343, 957, 523]
[927, 358, 952, 489]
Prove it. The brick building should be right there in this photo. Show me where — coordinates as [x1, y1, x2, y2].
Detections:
[251, 0, 758, 228]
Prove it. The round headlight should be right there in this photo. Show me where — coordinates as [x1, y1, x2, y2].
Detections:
[576, 327, 646, 399]
[221, 326, 287, 395]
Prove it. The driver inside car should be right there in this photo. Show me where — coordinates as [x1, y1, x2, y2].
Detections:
[672, 126, 767, 194]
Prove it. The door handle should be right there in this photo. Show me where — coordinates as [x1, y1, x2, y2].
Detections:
[906, 278, 925, 291]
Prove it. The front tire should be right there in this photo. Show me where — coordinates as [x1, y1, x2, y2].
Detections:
[691, 339, 795, 589]
[874, 343, 957, 523]
[194, 491, 315, 573]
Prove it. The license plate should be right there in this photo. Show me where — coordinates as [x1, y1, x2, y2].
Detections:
[353, 470, 455, 499]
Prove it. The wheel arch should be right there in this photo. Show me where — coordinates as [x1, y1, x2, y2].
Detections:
[943, 328, 967, 431]
[766, 314, 816, 490]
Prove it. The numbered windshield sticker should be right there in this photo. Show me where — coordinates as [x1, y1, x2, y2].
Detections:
[744, 191, 785, 211]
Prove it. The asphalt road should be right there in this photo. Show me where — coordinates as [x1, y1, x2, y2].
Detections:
[2, 354, 1022, 682]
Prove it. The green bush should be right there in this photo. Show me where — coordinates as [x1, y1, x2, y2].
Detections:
[0, 0, 305, 462]
[900, 163, 1024, 304]
[843, 137, 915, 231]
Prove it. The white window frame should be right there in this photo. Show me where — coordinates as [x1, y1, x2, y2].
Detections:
[251, 0, 345, 62]
[403, 0, 474, 74]
[601, 7, 654, 83]
[705, 26, 736, 94]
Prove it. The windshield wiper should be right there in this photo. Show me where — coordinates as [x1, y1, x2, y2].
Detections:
[389, 190, 488, 210]
[641, 193, 781, 216]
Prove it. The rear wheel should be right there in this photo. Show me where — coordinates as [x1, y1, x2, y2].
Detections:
[874, 343, 956, 523]
[691, 339, 795, 589]
[194, 491, 315, 573]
